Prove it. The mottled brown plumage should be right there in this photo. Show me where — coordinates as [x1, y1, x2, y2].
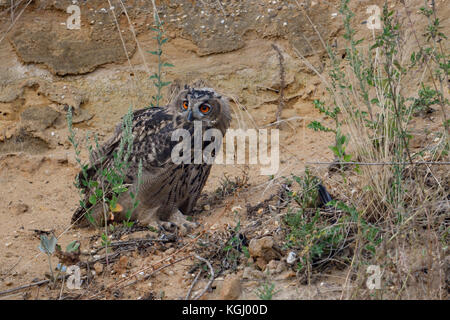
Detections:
[71, 86, 231, 233]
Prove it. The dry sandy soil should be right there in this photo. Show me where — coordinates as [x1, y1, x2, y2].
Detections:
[0, 0, 448, 300]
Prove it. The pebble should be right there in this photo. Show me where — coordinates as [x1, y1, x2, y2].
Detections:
[286, 251, 297, 264]
[93, 262, 104, 274]
[221, 274, 242, 300]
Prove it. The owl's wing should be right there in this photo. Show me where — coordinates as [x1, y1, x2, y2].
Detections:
[71, 106, 176, 226]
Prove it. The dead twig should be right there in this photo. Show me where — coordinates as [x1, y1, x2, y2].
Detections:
[58, 275, 65, 300]
[0, 279, 49, 297]
[306, 161, 450, 166]
[185, 269, 202, 300]
[192, 255, 215, 300]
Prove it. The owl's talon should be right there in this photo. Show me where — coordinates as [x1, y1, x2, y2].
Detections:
[183, 221, 198, 230]
[160, 221, 176, 231]
[159, 210, 198, 235]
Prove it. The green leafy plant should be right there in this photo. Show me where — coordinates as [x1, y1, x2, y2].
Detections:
[288, 168, 320, 209]
[67, 106, 143, 264]
[255, 278, 279, 300]
[408, 80, 447, 116]
[65, 240, 80, 253]
[38, 235, 58, 281]
[282, 171, 348, 271]
[148, 15, 173, 108]
[101, 232, 111, 249]
[223, 216, 249, 270]
[307, 100, 353, 165]
[297, 0, 448, 298]
[68, 107, 141, 229]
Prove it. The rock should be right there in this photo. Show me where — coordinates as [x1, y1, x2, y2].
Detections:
[5, 129, 14, 139]
[242, 267, 264, 280]
[275, 270, 296, 281]
[265, 259, 286, 274]
[114, 255, 129, 274]
[286, 251, 297, 265]
[20, 106, 60, 131]
[93, 262, 104, 275]
[249, 236, 274, 257]
[255, 257, 267, 270]
[10, 12, 137, 75]
[5, 280, 14, 286]
[248, 236, 281, 268]
[221, 274, 242, 300]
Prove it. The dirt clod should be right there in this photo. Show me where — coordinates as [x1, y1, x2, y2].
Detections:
[220, 274, 242, 300]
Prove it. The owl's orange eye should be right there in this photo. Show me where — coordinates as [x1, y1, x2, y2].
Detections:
[182, 101, 189, 110]
[199, 104, 211, 114]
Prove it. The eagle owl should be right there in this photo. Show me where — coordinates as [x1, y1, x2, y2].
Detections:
[71, 86, 231, 233]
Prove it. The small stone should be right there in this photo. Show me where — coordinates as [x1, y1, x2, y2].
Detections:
[5, 129, 13, 139]
[255, 257, 267, 270]
[93, 262, 103, 274]
[286, 251, 297, 264]
[203, 204, 211, 211]
[114, 255, 128, 274]
[266, 259, 286, 274]
[21, 106, 60, 131]
[248, 236, 280, 264]
[243, 267, 264, 280]
[275, 270, 296, 280]
[221, 274, 241, 300]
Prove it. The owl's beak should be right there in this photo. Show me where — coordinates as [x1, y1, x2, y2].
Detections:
[187, 109, 194, 121]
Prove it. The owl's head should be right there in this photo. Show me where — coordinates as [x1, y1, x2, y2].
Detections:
[169, 86, 231, 135]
